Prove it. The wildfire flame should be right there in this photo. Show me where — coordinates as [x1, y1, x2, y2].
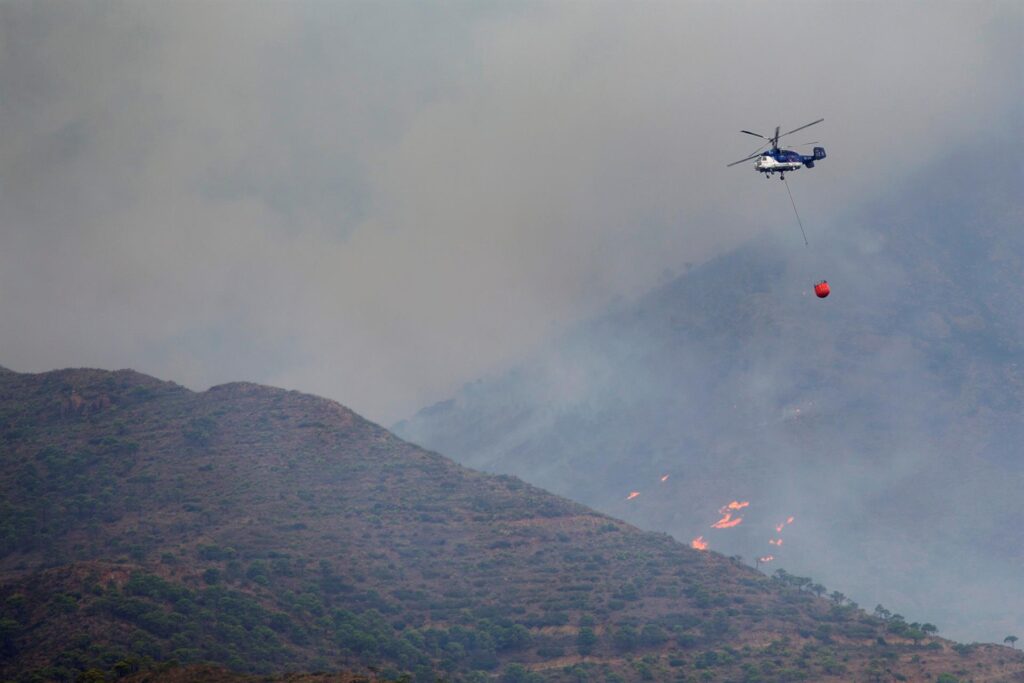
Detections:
[787, 516, 795, 524]
[711, 500, 749, 528]
[759, 555, 774, 563]
[775, 516, 796, 533]
[691, 536, 708, 551]
[769, 538, 783, 546]
[660, 474, 670, 482]
[626, 491, 640, 501]
[711, 514, 743, 529]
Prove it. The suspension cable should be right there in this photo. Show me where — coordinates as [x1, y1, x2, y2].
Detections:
[783, 177, 809, 247]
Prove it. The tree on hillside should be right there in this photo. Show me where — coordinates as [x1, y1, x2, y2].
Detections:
[866, 659, 886, 683]
[577, 627, 597, 655]
[640, 624, 668, 647]
[502, 664, 542, 683]
[1005, 635, 1019, 648]
[829, 591, 846, 606]
[612, 625, 639, 652]
[810, 583, 826, 598]
[0, 617, 19, 656]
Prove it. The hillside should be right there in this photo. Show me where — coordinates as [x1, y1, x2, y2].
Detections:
[394, 145, 1024, 643]
[1, 368, 1020, 682]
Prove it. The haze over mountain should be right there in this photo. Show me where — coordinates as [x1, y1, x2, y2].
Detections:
[0, 2, 1017, 424]
[396, 143, 1024, 645]
[3, 367, 1022, 682]
[1, 2, 1021, 679]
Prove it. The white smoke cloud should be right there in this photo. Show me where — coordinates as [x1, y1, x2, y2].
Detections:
[0, 1, 1018, 421]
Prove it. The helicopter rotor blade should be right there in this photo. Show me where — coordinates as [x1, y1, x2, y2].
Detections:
[740, 130, 769, 140]
[727, 151, 764, 167]
[729, 140, 770, 166]
[778, 118, 824, 141]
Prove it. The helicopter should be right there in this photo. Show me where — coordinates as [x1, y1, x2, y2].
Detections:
[727, 118, 826, 180]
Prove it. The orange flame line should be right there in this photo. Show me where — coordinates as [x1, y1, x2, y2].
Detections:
[691, 536, 708, 550]
[711, 514, 743, 529]
[626, 491, 640, 501]
[660, 474, 669, 482]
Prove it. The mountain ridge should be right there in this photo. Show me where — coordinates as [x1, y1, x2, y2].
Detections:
[2, 365, 1020, 681]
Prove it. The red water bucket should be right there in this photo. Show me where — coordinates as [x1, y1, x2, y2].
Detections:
[814, 280, 830, 298]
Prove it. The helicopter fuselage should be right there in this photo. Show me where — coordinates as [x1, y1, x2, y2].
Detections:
[727, 120, 826, 178]
[754, 147, 825, 175]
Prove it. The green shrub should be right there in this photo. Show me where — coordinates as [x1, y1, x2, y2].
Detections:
[613, 625, 639, 652]
[577, 627, 597, 655]
[641, 624, 668, 646]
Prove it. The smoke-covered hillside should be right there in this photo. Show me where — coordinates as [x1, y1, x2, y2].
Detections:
[395, 145, 1024, 643]
[7, 367, 1018, 682]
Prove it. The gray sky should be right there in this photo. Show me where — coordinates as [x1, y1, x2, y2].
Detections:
[0, 1, 1018, 423]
